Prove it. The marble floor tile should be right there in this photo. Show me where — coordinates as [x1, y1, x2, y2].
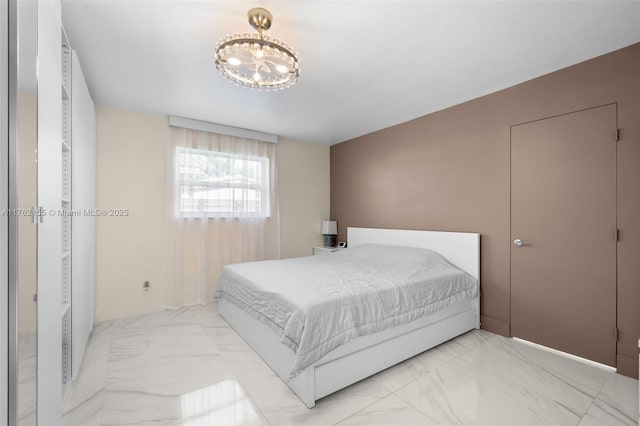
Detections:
[91, 320, 116, 338]
[103, 323, 233, 422]
[64, 308, 638, 426]
[370, 345, 455, 392]
[111, 308, 198, 330]
[463, 336, 602, 412]
[101, 380, 268, 426]
[109, 324, 220, 361]
[18, 333, 37, 426]
[395, 355, 544, 426]
[433, 328, 492, 360]
[238, 372, 390, 426]
[102, 354, 232, 413]
[509, 338, 613, 399]
[203, 326, 254, 353]
[221, 349, 274, 378]
[62, 389, 104, 426]
[365, 329, 491, 393]
[17, 413, 36, 426]
[577, 373, 639, 426]
[100, 360, 238, 424]
[64, 321, 113, 416]
[578, 403, 631, 426]
[394, 333, 618, 426]
[337, 394, 436, 426]
[190, 302, 230, 329]
[453, 329, 493, 350]
[453, 339, 596, 423]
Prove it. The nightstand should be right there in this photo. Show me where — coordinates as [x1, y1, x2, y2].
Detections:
[313, 246, 343, 255]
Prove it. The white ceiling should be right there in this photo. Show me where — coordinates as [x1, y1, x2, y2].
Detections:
[62, 1, 640, 145]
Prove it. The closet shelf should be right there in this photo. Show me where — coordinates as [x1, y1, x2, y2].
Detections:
[61, 303, 70, 318]
[62, 83, 70, 100]
[62, 140, 71, 152]
[61, 26, 70, 49]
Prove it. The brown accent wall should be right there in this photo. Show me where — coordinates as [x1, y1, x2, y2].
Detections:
[330, 43, 640, 378]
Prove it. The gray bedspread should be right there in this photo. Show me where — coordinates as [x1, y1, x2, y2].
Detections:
[214, 244, 478, 378]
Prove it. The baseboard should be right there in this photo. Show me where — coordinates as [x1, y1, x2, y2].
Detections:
[480, 315, 510, 337]
[616, 352, 638, 379]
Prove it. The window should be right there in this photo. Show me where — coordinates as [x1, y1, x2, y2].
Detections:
[176, 147, 270, 218]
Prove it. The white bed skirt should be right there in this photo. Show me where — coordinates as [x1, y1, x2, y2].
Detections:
[218, 296, 480, 408]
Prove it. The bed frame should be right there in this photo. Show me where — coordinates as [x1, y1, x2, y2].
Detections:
[217, 227, 480, 408]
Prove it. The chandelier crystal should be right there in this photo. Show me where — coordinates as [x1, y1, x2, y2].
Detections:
[215, 8, 300, 91]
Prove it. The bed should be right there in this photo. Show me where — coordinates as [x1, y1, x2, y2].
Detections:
[215, 227, 480, 408]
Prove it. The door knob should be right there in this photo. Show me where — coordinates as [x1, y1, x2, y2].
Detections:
[513, 239, 530, 247]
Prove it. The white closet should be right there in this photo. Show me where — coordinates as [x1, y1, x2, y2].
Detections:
[36, 1, 96, 420]
[70, 43, 97, 381]
[61, 27, 72, 393]
[60, 24, 96, 392]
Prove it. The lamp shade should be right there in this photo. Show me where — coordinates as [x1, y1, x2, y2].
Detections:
[321, 220, 337, 235]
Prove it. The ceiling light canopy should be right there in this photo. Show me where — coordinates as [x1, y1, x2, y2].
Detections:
[215, 8, 300, 91]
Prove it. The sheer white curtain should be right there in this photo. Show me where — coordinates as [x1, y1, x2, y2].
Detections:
[165, 126, 280, 308]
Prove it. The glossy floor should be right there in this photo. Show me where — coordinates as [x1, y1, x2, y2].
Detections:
[62, 304, 639, 426]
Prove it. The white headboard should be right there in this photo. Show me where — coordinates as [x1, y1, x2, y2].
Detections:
[347, 227, 480, 281]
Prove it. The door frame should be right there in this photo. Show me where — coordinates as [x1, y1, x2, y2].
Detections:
[2, 0, 11, 423]
[7, 0, 19, 423]
[508, 102, 618, 365]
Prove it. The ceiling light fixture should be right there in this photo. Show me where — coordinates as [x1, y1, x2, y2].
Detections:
[215, 8, 300, 91]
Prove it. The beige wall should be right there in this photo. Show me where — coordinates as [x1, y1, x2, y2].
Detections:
[277, 138, 330, 258]
[96, 107, 169, 322]
[95, 106, 330, 322]
[331, 43, 640, 378]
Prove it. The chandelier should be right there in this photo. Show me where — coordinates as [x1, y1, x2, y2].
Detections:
[214, 8, 300, 91]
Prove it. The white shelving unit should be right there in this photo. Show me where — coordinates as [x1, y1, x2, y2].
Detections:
[60, 25, 72, 395]
[70, 46, 97, 381]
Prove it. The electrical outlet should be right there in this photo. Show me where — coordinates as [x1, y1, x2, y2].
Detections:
[143, 281, 150, 292]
